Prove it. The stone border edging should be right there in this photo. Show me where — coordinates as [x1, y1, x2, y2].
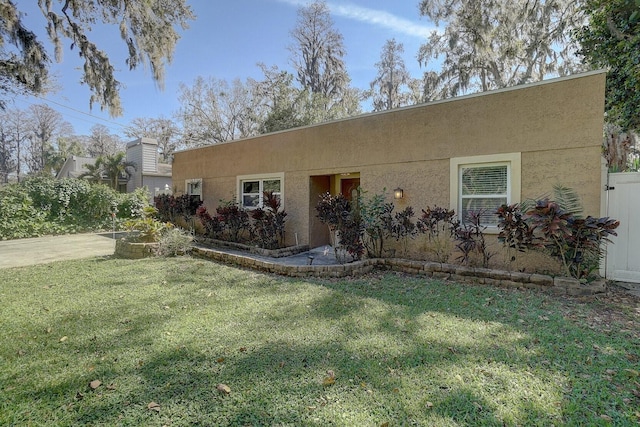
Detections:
[195, 237, 309, 258]
[192, 246, 605, 296]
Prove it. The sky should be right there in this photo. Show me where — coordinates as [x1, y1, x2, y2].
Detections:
[11, 0, 437, 137]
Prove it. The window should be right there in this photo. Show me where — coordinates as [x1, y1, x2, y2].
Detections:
[450, 153, 521, 229]
[460, 164, 508, 226]
[238, 173, 283, 209]
[185, 178, 202, 200]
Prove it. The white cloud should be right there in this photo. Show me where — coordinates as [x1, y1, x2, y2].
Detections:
[274, 0, 435, 39]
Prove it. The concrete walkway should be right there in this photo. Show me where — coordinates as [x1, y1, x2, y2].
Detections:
[0, 233, 118, 269]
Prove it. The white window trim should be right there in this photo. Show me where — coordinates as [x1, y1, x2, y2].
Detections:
[185, 178, 203, 200]
[237, 172, 284, 209]
[450, 153, 521, 232]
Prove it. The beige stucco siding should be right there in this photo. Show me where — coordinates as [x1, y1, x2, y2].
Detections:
[173, 71, 606, 249]
[521, 146, 603, 213]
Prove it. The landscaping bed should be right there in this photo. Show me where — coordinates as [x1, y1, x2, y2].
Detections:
[192, 245, 607, 296]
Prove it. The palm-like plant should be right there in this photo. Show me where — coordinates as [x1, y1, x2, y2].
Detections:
[79, 152, 136, 190]
[100, 152, 136, 190]
[78, 160, 104, 183]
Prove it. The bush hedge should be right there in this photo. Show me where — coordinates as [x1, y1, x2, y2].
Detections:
[0, 176, 149, 240]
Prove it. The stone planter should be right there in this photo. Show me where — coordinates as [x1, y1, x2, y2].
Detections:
[114, 239, 158, 259]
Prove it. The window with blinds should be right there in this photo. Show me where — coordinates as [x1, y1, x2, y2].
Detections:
[459, 163, 509, 226]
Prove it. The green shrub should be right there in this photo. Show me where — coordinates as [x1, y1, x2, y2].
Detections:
[0, 177, 149, 240]
[358, 191, 393, 258]
[0, 184, 48, 239]
[123, 206, 169, 243]
[116, 187, 149, 220]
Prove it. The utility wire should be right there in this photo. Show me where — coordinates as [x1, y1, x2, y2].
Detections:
[12, 94, 129, 133]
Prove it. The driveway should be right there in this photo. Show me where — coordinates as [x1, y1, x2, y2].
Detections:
[0, 233, 118, 269]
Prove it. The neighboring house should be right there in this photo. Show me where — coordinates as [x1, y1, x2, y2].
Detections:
[125, 137, 172, 201]
[56, 138, 172, 200]
[172, 70, 607, 259]
[56, 155, 128, 192]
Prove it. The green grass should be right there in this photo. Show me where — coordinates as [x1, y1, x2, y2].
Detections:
[0, 257, 638, 426]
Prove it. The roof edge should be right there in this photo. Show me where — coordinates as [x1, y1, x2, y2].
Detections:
[175, 69, 608, 155]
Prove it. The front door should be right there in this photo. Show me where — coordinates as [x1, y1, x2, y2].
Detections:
[341, 178, 360, 201]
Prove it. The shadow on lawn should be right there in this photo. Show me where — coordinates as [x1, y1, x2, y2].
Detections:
[66, 338, 556, 426]
[3, 262, 637, 425]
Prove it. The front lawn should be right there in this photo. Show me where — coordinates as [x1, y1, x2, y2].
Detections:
[0, 257, 638, 426]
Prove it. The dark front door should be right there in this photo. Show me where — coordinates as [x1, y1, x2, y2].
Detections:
[341, 178, 360, 201]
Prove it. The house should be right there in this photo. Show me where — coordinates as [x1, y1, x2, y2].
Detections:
[172, 70, 607, 263]
[125, 137, 172, 200]
[56, 138, 172, 200]
[56, 155, 128, 191]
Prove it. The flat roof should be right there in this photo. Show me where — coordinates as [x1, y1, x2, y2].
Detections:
[176, 69, 607, 154]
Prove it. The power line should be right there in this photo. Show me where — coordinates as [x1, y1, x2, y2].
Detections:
[12, 94, 129, 133]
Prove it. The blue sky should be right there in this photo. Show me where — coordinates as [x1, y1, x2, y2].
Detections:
[11, 0, 436, 137]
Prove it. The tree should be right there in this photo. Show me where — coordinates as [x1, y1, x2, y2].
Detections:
[78, 159, 104, 183]
[86, 124, 122, 158]
[80, 152, 135, 190]
[418, 0, 586, 99]
[99, 152, 136, 191]
[0, 0, 195, 116]
[125, 117, 180, 162]
[253, 63, 311, 134]
[602, 122, 638, 171]
[0, 2, 49, 109]
[289, 1, 351, 111]
[369, 39, 412, 111]
[575, 0, 640, 132]
[176, 76, 261, 145]
[24, 104, 73, 175]
[45, 135, 85, 176]
[0, 116, 17, 183]
[1, 108, 29, 181]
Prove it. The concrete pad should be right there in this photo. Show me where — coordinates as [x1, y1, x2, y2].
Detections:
[0, 233, 117, 269]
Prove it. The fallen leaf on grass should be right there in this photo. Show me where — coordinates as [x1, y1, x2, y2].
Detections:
[239, 347, 247, 352]
[147, 402, 161, 412]
[59, 336, 68, 342]
[89, 380, 102, 390]
[380, 423, 389, 427]
[216, 357, 225, 363]
[426, 401, 434, 409]
[322, 370, 336, 386]
[217, 383, 231, 395]
[322, 376, 335, 387]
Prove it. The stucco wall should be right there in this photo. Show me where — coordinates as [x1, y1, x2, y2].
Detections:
[173, 71, 606, 254]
